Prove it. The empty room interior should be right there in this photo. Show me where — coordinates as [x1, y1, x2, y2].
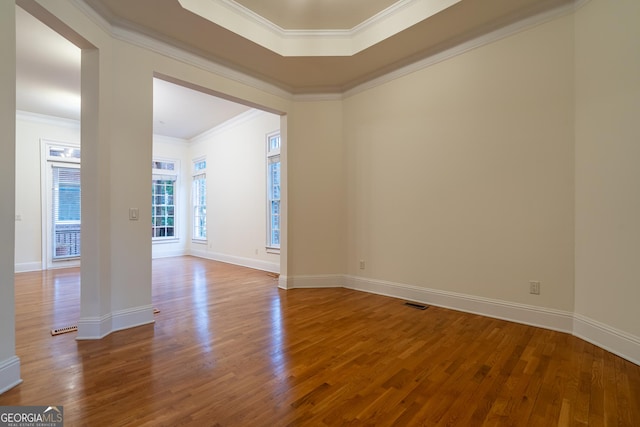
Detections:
[1, 0, 639, 425]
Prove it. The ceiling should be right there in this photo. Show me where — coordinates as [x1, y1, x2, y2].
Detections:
[15, 0, 575, 138]
[15, 6, 253, 139]
[83, 0, 574, 93]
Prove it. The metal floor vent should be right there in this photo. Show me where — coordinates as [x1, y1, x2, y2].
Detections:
[404, 302, 429, 310]
[51, 325, 78, 336]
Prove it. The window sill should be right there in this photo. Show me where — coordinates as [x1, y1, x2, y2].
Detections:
[152, 238, 179, 244]
[266, 247, 280, 255]
[191, 239, 207, 245]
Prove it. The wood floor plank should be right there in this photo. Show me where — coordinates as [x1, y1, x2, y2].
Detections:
[1, 256, 639, 426]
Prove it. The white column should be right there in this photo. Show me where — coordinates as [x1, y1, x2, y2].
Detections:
[0, 0, 22, 394]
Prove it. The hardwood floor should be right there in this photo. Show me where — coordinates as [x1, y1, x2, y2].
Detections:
[2, 256, 639, 426]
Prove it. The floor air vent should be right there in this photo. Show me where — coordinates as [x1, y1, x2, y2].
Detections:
[404, 302, 428, 310]
[51, 325, 78, 336]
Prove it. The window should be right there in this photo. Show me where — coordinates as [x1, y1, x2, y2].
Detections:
[52, 166, 81, 259]
[192, 159, 207, 241]
[266, 132, 281, 250]
[152, 159, 178, 240]
[42, 141, 81, 268]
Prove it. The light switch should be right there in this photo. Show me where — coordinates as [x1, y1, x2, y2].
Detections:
[129, 208, 139, 221]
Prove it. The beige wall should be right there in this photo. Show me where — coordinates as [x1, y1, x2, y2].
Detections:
[286, 100, 347, 277]
[0, 0, 18, 390]
[345, 15, 575, 311]
[575, 0, 640, 337]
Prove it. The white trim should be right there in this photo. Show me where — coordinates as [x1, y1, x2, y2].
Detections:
[573, 314, 640, 366]
[16, 110, 80, 128]
[77, 314, 111, 340]
[72, 0, 588, 96]
[179, 0, 461, 57]
[153, 134, 190, 146]
[281, 274, 344, 290]
[0, 356, 22, 395]
[190, 109, 263, 143]
[77, 305, 155, 340]
[281, 274, 639, 365]
[111, 305, 155, 333]
[344, 275, 573, 333]
[111, 25, 293, 98]
[15, 262, 43, 273]
[190, 249, 279, 274]
[278, 275, 289, 290]
[291, 93, 343, 102]
[152, 248, 188, 259]
[344, 0, 583, 98]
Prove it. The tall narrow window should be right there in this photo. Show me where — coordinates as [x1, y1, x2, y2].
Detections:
[266, 132, 281, 250]
[52, 166, 81, 259]
[192, 158, 207, 241]
[43, 141, 81, 268]
[152, 159, 178, 240]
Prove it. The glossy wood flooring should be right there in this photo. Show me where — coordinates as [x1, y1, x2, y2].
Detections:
[2, 257, 639, 426]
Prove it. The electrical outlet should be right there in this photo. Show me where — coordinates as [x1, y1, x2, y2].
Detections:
[529, 281, 540, 295]
[359, 260, 365, 270]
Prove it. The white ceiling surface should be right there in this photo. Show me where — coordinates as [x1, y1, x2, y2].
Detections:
[15, 6, 252, 140]
[232, 0, 402, 30]
[152, 79, 252, 139]
[16, 0, 575, 137]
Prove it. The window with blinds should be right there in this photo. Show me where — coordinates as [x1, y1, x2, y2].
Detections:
[192, 159, 207, 241]
[52, 166, 81, 259]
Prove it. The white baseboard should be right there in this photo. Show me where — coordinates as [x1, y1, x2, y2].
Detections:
[283, 274, 639, 366]
[190, 250, 280, 274]
[0, 356, 22, 394]
[278, 275, 288, 289]
[77, 305, 154, 340]
[15, 262, 42, 273]
[77, 314, 111, 339]
[573, 314, 640, 366]
[345, 275, 574, 333]
[281, 274, 343, 289]
[152, 248, 187, 259]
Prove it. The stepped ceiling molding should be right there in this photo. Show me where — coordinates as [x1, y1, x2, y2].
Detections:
[81, 0, 578, 93]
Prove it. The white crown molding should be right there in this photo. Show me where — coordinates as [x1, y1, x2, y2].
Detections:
[345, 0, 586, 98]
[291, 93, 343, 103]
[189, 109, 264, 143]
[69, 0, 113, 35]
[72, 0, 589, 98]
[180, 0, 461, 57]
[16, 110, 80, 128]
[72, 0, 292, 99]
[112, 25, 293, 100]
[153, 134, 190, 146]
